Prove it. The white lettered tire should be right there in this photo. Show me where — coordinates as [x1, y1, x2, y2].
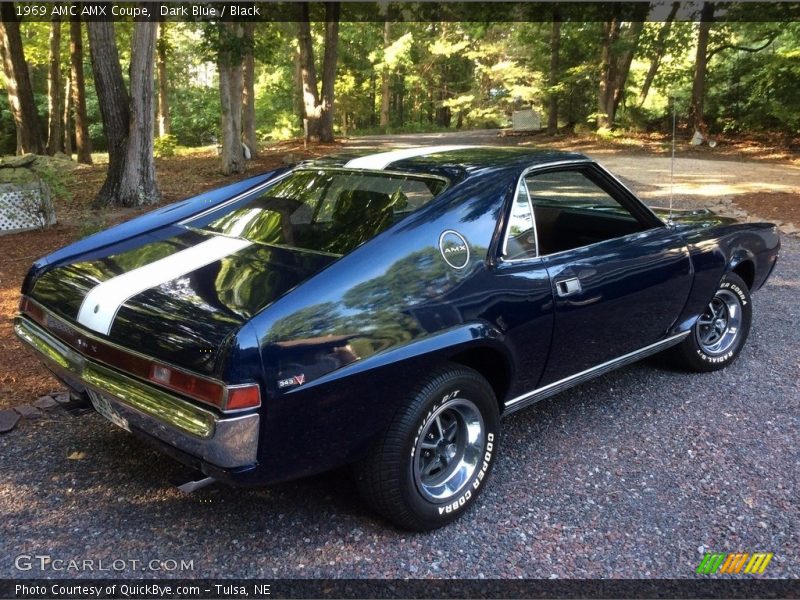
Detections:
[355, 364, 500, 531]
[672, 272, 752, 372]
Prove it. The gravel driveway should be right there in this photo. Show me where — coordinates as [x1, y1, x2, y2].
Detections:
[1, 135, 798, 580]
[1, 244, 797, 580]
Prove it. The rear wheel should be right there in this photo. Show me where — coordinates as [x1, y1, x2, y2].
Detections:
[356, 365, 500, 531]
[671, 272, 752, 372]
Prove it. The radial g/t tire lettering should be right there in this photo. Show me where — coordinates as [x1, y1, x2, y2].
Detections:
[671, 272, 752, 372]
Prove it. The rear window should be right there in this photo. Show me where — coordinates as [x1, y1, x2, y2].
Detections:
[187, 169, 448, 256]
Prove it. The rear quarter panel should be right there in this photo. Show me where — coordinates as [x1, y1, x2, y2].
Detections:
[673, 221, 780, 332]
[243, 169, 521, 482]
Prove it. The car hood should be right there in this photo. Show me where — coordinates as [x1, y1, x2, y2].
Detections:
[29, 229, 336, 375]
[650, 206, 739, 228]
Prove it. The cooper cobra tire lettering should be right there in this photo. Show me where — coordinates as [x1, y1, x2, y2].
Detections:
[438, 433, 495, 515]
[669, 272, 752, 373]
[722, 281, 748, 305]
[355, 364, 500, 531]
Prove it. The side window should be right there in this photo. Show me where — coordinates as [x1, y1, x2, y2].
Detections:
[524, 170, 648, 255]
[503, 180, 538, 260]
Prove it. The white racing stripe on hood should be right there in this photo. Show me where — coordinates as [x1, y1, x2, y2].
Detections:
[77, 235, 252, 335]
[343, 145, 476, 170]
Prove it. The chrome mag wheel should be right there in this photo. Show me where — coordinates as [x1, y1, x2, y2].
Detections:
[356, 365, 499, 530]
[413, 398, 485, 503]
[695, 289, 743, 355]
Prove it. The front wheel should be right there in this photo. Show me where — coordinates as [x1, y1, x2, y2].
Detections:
[671, 272, 752, 372]
[355, 365, 500, 531]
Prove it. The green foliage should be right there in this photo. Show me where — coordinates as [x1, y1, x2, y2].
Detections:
[705, 24, 800, 134]
[169, 87, 221, 146]
[257, 113, 300, 142]
[3, 15, 799, 156]
[154, 134, 178, 157]
[0, 106, 16, 155]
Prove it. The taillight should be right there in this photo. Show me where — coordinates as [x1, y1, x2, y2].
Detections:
[148, 364, 223, 406]
[20, 295, 261, 413]
[19, 296, 45, 323]
[225, 384, 261, 410]
[147, 364, 260, 411]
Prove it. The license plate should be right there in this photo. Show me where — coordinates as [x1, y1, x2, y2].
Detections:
[87, 390, 130, 432]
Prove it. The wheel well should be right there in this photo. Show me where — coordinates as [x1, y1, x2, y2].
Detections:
[449, 347, 511, 407]
[732, 260, 755, 289]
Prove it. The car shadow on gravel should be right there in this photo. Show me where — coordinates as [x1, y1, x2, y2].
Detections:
[1, 355, 678, 542]
[13, 356, 678, 510]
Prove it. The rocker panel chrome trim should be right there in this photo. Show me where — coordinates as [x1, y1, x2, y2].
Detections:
[503, 331, 689, 414]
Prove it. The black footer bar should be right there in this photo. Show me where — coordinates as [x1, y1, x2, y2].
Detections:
[3, 578, 800, 599]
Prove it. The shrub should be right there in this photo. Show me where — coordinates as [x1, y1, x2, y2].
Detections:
[154, 134, 178, 158]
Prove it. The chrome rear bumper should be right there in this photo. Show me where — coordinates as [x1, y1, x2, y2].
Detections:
[14, 315, 259, 469]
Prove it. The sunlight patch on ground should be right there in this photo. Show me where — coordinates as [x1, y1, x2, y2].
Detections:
[643, 182, 798, 199]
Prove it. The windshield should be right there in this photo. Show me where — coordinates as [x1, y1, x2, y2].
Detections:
[187, 169, 448, 256]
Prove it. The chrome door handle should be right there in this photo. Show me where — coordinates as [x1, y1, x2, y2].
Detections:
[555, 277, 582, 297]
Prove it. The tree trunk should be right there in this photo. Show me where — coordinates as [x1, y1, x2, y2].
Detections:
[638, 2, 679, 106]
[597, 19, 617, 129]
[87, 19, 129, 204]
[241, 21, 258, 157]
[547, 10, 561, 135]
[0, 3, 44, 154]
[690, 2, 715, 135]
[318, 2, 340, 143]
[380, 20, 391, 131]
[292, 47, 304, 128]
[88, 18, 160, 207]
[118, 21, 160, 206]
[63, 73, 72, 156]
[396, 69, 405, 126]
[297, 4, 321, 141]
[369, 70, 377, 126]
[609, 20, 645, 121]
[70, 16, 92, 163]
[435, 71, 451, 128]
[297, 2, 340, 143]
[156, 21, 171, 137]
[597, 7, 645, 129]
[46, 15, 63, 155]
[218, 22, 245, 175]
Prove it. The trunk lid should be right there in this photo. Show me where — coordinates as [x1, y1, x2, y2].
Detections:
[29, 229, 336, 374]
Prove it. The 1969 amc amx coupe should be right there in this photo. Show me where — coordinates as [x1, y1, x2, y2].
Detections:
[16, 146, 779, 530]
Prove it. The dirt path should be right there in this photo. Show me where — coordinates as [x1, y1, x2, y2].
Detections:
[343, 130, 800, 232]
[593, 154, 800, 232]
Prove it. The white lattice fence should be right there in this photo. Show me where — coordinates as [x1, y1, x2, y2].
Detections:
[0, 182, 56, 233]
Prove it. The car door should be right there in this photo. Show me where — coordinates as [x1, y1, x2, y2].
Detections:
[526, 164, 693, 385]
[488, 179, 555, 397]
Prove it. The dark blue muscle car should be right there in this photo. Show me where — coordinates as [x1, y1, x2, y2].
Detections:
[16, 146, 780, 530]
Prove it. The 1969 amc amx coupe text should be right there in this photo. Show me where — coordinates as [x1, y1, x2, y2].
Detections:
[16, 147, 779, 530]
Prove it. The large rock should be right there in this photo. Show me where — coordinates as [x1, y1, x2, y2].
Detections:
[0, 153, 58, 233]
[0, 166, 38, 185]
[0, 153, 36, 168]
[0, 409, 20, 433]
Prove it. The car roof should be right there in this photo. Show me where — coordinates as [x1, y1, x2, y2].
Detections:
[298, 145, 589, 182]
